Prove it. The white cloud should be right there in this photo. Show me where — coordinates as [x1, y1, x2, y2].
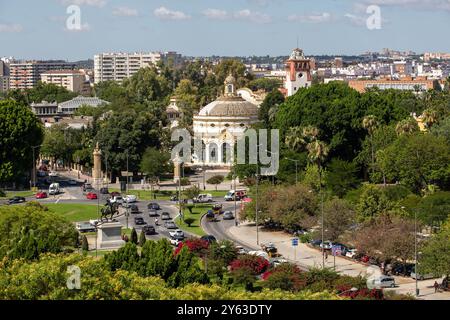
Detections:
[113, 6, 138, 17]
[234, 9, 272, 23]
[344, 13, 367, 26]
[154, 7, 191, 20]
[0, 23, 23, 33]
[357, 0, 450, 11]
[59, 0, 107, 7]
[202, 9, 229, 20]
[288, 12, 332, 23]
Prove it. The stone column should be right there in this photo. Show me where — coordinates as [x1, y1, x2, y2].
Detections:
[173, 155, 182, 184]
[92, 142, 102, 187]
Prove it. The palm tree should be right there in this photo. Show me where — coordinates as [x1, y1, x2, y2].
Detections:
[421, 108, 438, 129]
[362, 115, 378, 180]
[396, 118, 419, 136]
[285, 126, 306, 152]
[306, 139, 329, 269]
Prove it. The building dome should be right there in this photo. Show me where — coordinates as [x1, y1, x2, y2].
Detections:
[225, 74, 236, 84]
[198, 98, 259, 117]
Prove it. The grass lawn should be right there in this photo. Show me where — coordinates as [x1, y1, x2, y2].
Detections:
[0, 190, 36, 199]
[109, 188, 229, 201]
[45, 203, 101, 222]
[174, 203, 214, 237]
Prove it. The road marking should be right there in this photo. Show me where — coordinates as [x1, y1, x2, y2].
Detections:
[55, 198, 60, 204]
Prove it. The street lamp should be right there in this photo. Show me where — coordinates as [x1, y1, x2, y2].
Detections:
[415, 207, 419, 297]
[31, 145, 42, 189]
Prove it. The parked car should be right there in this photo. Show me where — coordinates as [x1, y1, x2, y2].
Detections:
[390, 263, 414, 276]
[193, 194, 213, 203]
[223, 211, 234, 220]
[164, 221, 177, 229]
[369, 275, 396, 288]
[35, 191, 48, 199]
[169, 229, 185, 239]
[75, 221, 96, 233]
[110, 191, 121, 197]
[161, 212, 171, 220]
[128, 204, 140, 214]
[134, 217, 146, 225]
[262, 242, 278, 254]
[110, 196, 124, 205]
[345, 249, 358, 259]
[411, 271, 436, 280]
[124, 195, 137, 203]
[143, 225, 156, 235]
[148, 202, 160, 210]
[309, 239, 322, 247]
[236, 246, 248, 255]
[149, 209, 159, 217]
[201, 235, 217, 244]
[319, 241, 333, 250]
[100, 187, 109, 194]
[8, 196, 26, 205]
[86, 192, 98, 200]
[271, 258, 288, 267]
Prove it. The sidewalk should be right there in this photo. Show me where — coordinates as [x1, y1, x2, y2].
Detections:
[229, 222, 450, 300]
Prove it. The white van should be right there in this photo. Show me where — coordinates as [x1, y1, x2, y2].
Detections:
[49, 183, 60, 195]
[224, 190, 247, 201]
[193, 194, 213, 203]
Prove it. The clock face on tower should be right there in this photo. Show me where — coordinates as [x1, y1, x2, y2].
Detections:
[298, 73, 303, 78]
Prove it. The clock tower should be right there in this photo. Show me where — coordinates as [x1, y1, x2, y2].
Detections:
[285, 48, 312, 96]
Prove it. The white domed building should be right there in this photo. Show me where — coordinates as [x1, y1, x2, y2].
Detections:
[192, 74, 259, 168]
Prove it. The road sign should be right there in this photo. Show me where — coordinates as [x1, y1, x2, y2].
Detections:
[292, 238, 299, 247]
[332, 245, 342, 256]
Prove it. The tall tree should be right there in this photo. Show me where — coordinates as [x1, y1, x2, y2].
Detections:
[362, 115, 378, 179]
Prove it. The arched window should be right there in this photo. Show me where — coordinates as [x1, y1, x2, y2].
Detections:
[222, 143, 232, 164]
[209, 143, 218, 163]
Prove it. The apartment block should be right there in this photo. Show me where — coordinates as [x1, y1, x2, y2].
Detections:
[0, 76, 9, 92]
[9, 61, 76, 90]
[348, 77, 435, 93]
[41, 70, 88, 94]
[94, 52, 161, 84]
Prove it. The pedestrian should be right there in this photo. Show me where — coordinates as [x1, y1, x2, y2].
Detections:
[155, 218, 159, 226]
[434, 281, 439, 293]
[325, 251, 328, 261]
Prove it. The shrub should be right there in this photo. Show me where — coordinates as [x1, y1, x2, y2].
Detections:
[229, 255, 269, 275]
[138, 231, 146, 247]
[262, 263, 306, 292]
[130, 228, 138, 245]
[81, 235, 89, 252]
[175, 239, 209, 256]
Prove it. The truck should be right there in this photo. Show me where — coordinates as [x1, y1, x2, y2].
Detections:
[49, 183, 60, 195]
[193, 194, 213, 203]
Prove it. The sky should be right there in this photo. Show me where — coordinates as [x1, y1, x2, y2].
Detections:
[1, 0, 449, 61]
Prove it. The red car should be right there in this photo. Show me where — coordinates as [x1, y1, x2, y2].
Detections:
[86, 192, 98, 200]
[35, 191, 48, 199]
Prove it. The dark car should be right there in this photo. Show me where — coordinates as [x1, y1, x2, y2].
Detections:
[100, 187, 109, 194]
[143, 225, 156, 235]
[309, 239, 322, 247]
[147, 202, 160, 210]
[212, 203, 223, 211]
[8, 196, 26, 205]
[134, 217, 147, 225]
[128, 204, 140, 214]
[161, 212, 171, 220]
[149, 209, 159, 217]
[223, 211, 234, 220]
[205, 210, 215, 220]
[201, 235, 217, 244]
[164, 221, 177, 229]
[110, 191, 121, 197]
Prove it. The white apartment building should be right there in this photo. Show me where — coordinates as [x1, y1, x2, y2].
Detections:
[94, 52, 161, 84]
[41, 70, 88, 94]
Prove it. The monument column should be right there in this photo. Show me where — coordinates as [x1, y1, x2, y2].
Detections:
[173, 155, 182, 184]
[92, 142, 102, 187]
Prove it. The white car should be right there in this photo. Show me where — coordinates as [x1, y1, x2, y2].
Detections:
[170, 237, 182, 246]
[319, 241, 333, 250]
[169, 229, 185, 239]
[110, 196, 124, 205]
[236, 246, 248, 255]
[124, 195, 137, 203]
[369, 275, 396, 288]
[248, 250, 270, 261]
[193, 194, 213, 203]
[346, 249, 358, 259]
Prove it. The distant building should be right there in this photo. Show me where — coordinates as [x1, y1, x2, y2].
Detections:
[161, 51, 183, 67]
[43, 116, 94, 129]
[284, 48, 312, 96]
[0, 76, 9, 92]
[30, 101, 59, 118]
[166, 97, 182, 129]
[58, 96, 109, 115]
[9, 60, 76, 89]
[348, 77, 435, 93]
[41, 70, 90, 94]
[334, 57, 344, 68]
[94, 52, 161, 84]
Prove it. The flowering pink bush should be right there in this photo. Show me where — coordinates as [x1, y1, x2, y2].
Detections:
[229, 255, 269, 275]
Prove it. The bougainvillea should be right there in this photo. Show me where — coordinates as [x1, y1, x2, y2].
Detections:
[336, 285, 384, 300]
[174, 239, 209, 256]
[229, 255, 269, 275]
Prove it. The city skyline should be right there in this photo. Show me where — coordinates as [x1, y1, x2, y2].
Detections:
[1, 0, 450, 60]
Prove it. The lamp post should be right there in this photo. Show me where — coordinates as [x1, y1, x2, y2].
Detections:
[31, 145, 41, 189]
[415, 208, 419, 297]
